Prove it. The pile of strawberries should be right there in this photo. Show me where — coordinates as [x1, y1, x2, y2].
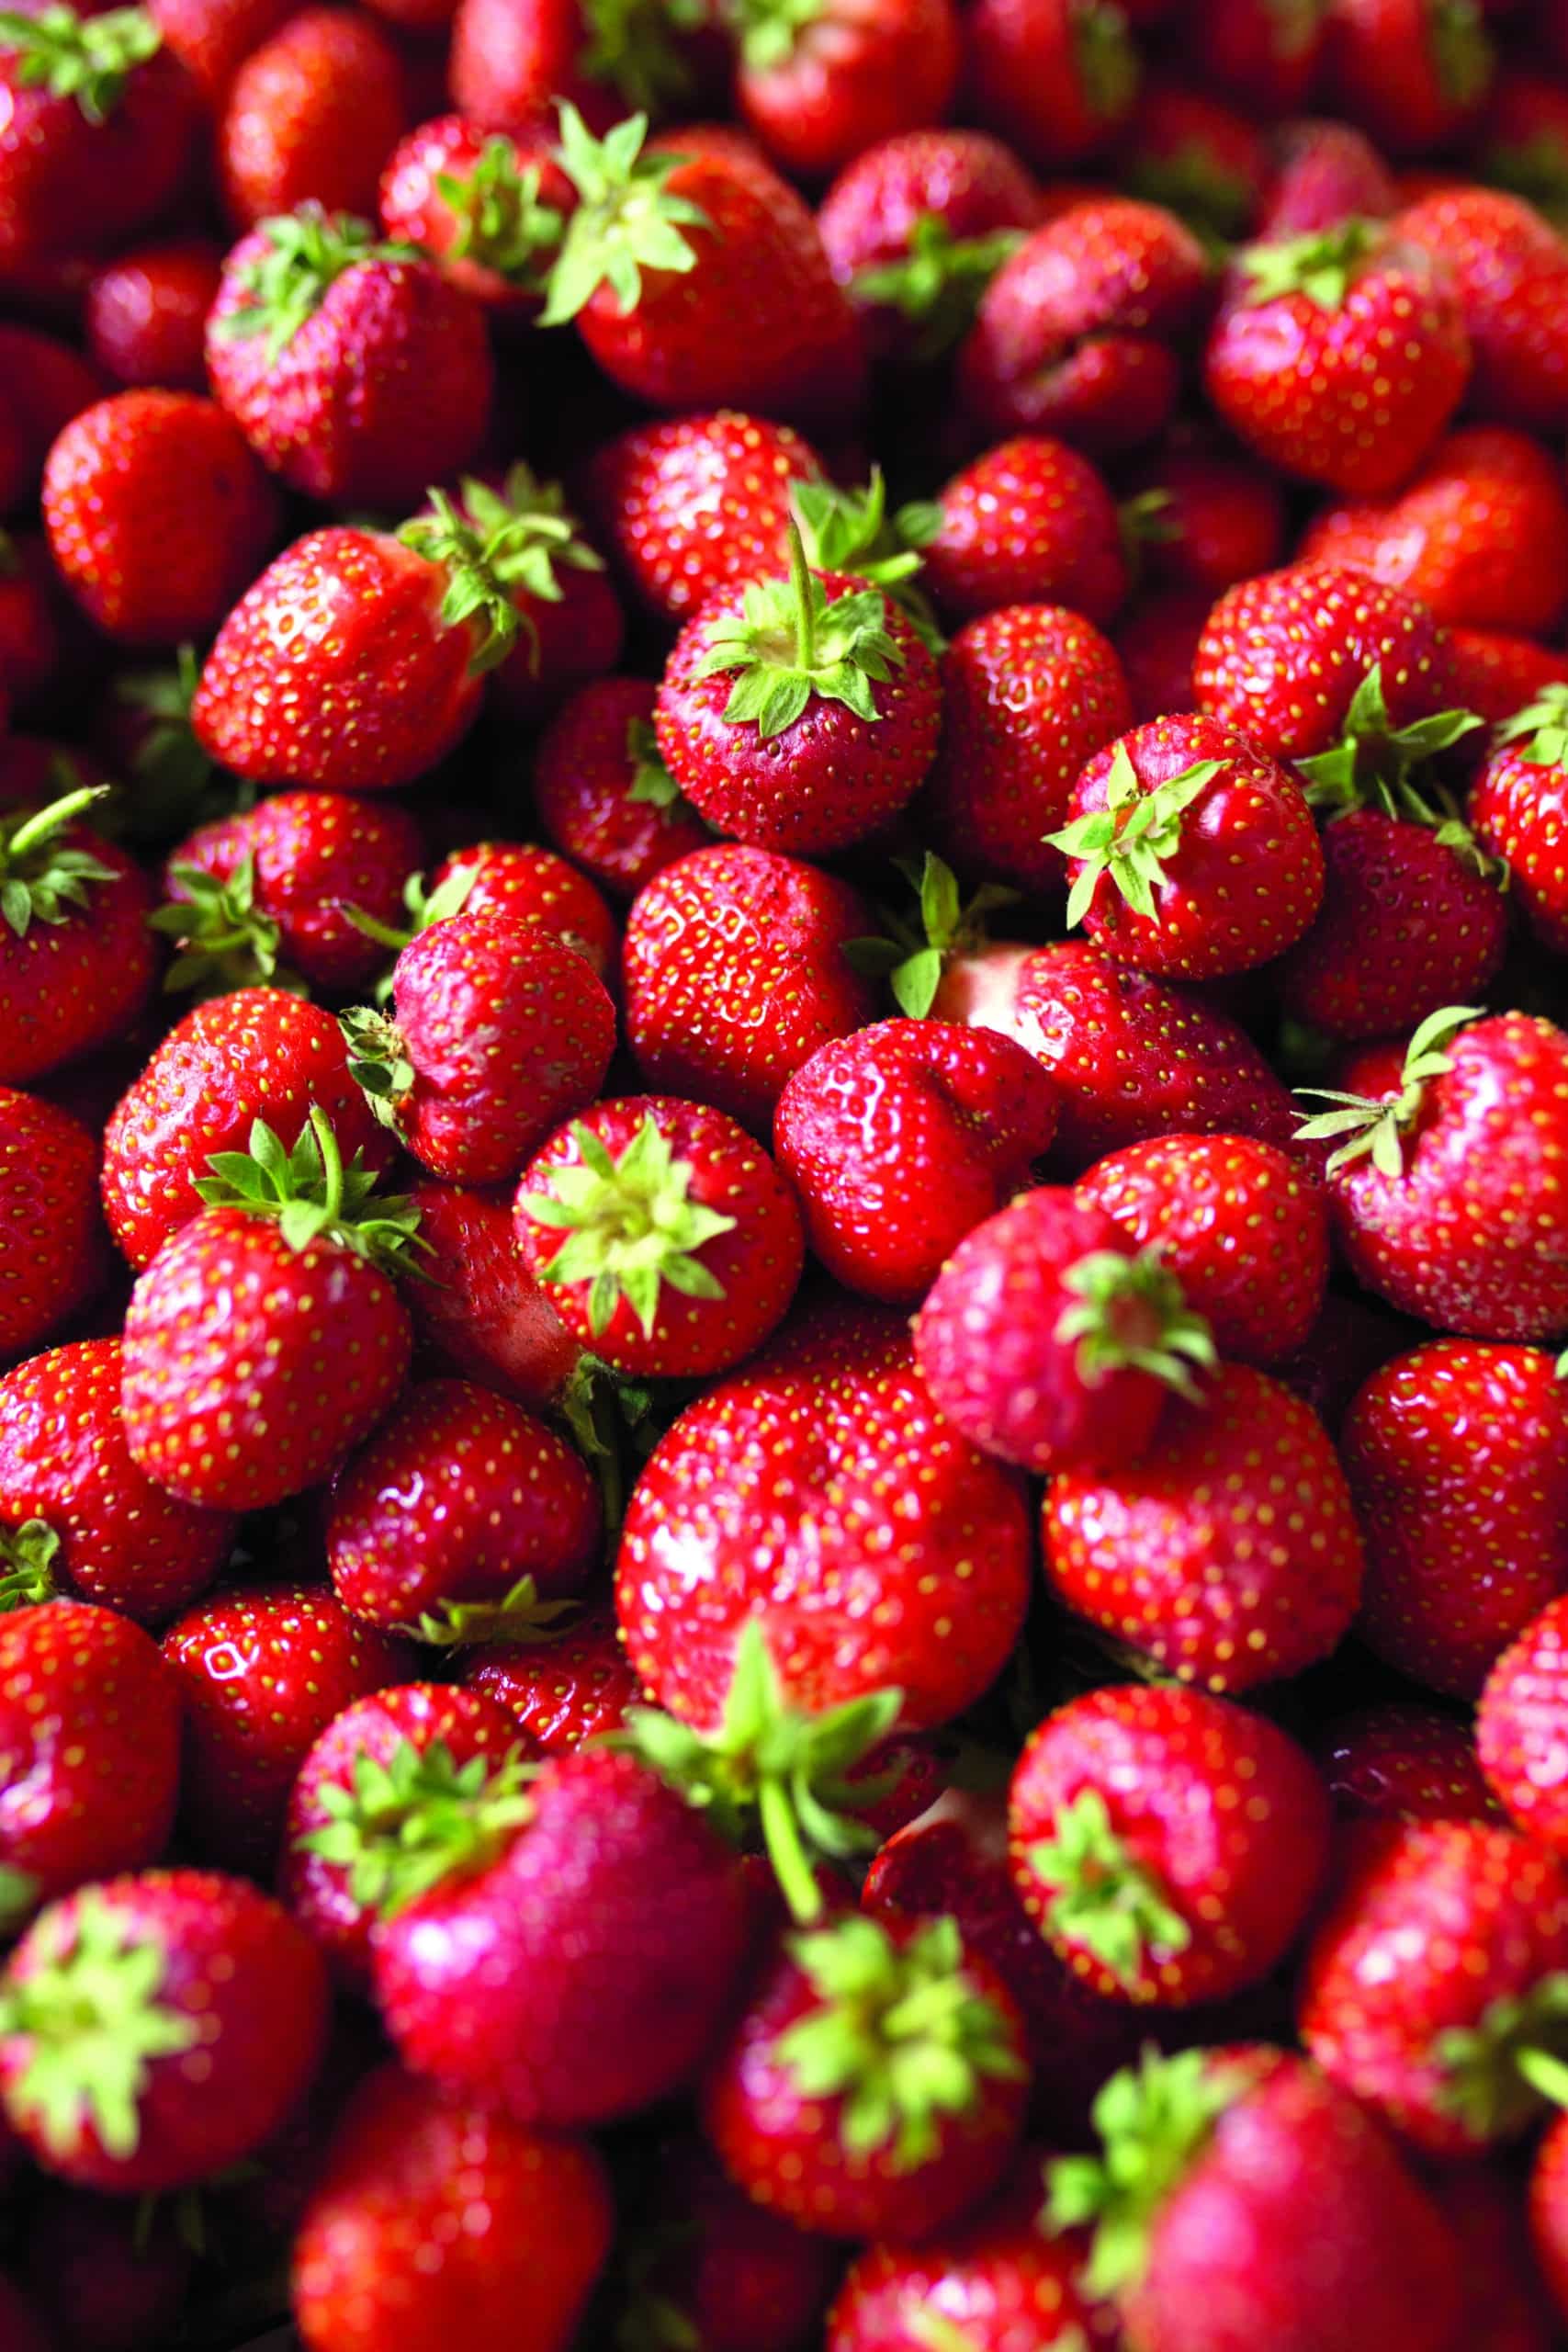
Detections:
[13, 0, 1568, 2346]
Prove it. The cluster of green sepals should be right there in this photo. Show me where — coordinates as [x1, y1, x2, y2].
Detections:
[296, 1736, 536, 1916]
[149, 855, 299, 999]
[0, 1518, 62, 1615]
[1296, 666, 1491, 877]
[209, 207, 421, 366]
[1048, 746, 1224, 931]
[693, 518, 907, 738]
[1238, 216, 1382, 311]
[196, 1106, 424, 1277]
[0, 3, 159, 124]
[1294, 1003, 1482, 1178]
[401, 464, 607, 678]
[437, 139, 563, 285]
[851, 212, 1025, 361]
[520, 1114, 737, 1339]
[791, 472, 945, 653]
[0, 785, 116, 940]
[1056, 1248, 1216, 1403]
[543, 105, 709, 325]
[848, 853, 1019, 1018]
[1027, 1789, 1192, 1989]
[396, 1573, 581, 1650]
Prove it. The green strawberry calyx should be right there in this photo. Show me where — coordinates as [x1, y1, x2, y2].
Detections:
[774, 1912, 1025, 2169]
[1073, 0, 1137, 122]
[847, 851, 1020, 1019]
[540, 104, 709, 327]
[851, 214, 1025, 363]
[437, 139, 564, 283]
[0, 3, 159, 124]
[338, 1004, 414, 1135]
[1026, 1787, 1192, 1989]
[0, 1518, 63, 1612]
[1048, 746, 1224, 931]
[296, 1735, 537, 1916]
[114, 648, 235, 842]
[0, 786, 117, 940]
[694, 518, 906, 740]
[1297, 665, 1487, 865]
[626, 717, 685, 808]
[1437, 1971, 1568, 2141]
[578, 0, 704, 115]
[1293, 1002, 1483, 1178]
[149, 854, 303, 1000]
[791, 474, 945, 653]
[1495, 682, 1568, 768]
[396, 1573, 581, 1649]
[342, 865, 475, 999]
[1431, 0, 1493, 107]
[1047, 2045, 1253, 2298]
[398, 481, 556, 679]
[519, 1114, 737, 1340]
[1481, 134, 1568, 221]
[615, 1619, 905, 1927]
[1056, 1248, 1216, 1402]
[195, 1107, 425, 1278]
[1237, 216, 1382, 311]
[0, 1892, 198, 2162]
[210, 204, 422, 367]
[1124, 144, 1252, 243]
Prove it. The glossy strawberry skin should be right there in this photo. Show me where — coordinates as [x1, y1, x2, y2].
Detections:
[964, 0, 1139, 172]
[533, 675, 714, 900]
[424, 842, 619, 983]
[1477, 1596, 1568, 1855]
[402, 1179, 581, 1408]
[217, 7, 409, 227]
[1315, 1701, 1504, 1828]
[1255, 117, 1397, 239]
[0, 1088, 106, 1362]
[147, 0, 295, 102]
[1325, 0, 1495, 156]
[0, 35, 197, 268]
[923, 435, 1128, 626]
[378, 116, 573, 319]
[1396, 187, 1568, 435]
[737, 0, 958, 179]
[0, 827, 155, 1089]
[84, 236, 222, 390]
[1120, 445, 1287, 601]
[464, 1602, 645, 1753]
[1472, 732, 1568, 955]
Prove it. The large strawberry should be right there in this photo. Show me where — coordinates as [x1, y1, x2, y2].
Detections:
[1472, 684, 1568, 954]
[732, 0, 959, 180]
[532, 675, 713, 899]
[216, 6, 408, 227]
[0, 784, 155, 1086]
[378, 115, 570, 321]
[1478, 1596, 1568, 1855]
[921, 434, 1127, 626]
[0, 1086, 105, 1361]
[965, 0, 1139, 173]
[1396, 185, 1568, 434]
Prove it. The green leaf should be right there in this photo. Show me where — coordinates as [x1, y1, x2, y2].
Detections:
[0, 4, 160, 124]
[210, 204, 420, 366]
[193, 1105, 426, 1278]
[437, 140, 563, 283]
[1237, 216, 1381, 311]
[692, 519, 907, 741]
[540, 104, 708, 325]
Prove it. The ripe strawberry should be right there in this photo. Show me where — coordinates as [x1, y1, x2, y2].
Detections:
[292, 2064, 613, 2352]
[17, 2185, 194, 2352]
[401, 1178, 581, 1409]
[623, 842, 876, 1129]
[1325, 0, 1495, 154]
[773, 1017, 1058, 1306]
[921, 602, 1131, 892]
[1120, 445, 1287, 602]
[1343, 1339, 1568, 1699]
[1395, 186, 1568, 433]
[379, 115, 570, 318]
[543, 108, 866, 429]
[1114, 585, 1208, 721]
[922, 434, 1127, 625]
[206, 208, 492, 508]
[1433, 2158, 1562, 2352]
[1205, 220, 1471, 494]
[1477, 1594, 1568, 1854]
[1316, 1700, 1505, 1826]
[83, 236, 221, 389]
[0, 785, 155, 1087]
[0, 1087, 105, 1361]
[448, 0, 722, 134]
[959, 198, 1211, 451]
[1255, 114, 1398, 238]
[163, 1581, 409, 1871]
[0, 529, 73, 717]
[0, 1602, 180, 1926]
[533, 675, 713, 899]
[341, 907, 615, 1184]
[1204, 0, 1329, 114]
[0, 1338, 234, 1624]
[146, 0, 293, 100]
[1472, 684, 1568, 953]
[1300, 1008, 1568, 1341]
[0, 327, 103, 513]
[1119, 76, 1269, 241]
[1009, 1684, 1331, 2007]
[1045, 1359, 1364, 1692]
[616, 1298, 1032, 1733]
[1049, 714, 1323, 979]
[413, 840, 619, 981]
[615, 2133, 839, 2352]
[372, 1745, 749, 2124]
[121, 1110, 419, 1510]
[464, 1600, 644, 1750]
[733, 0, 958, 180]
[965, 0, 1139, 172]
[1450, 628, 1568, 727]
[217, 6, 407, 227]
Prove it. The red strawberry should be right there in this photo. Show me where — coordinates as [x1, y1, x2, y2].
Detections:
[217, 6, 407, 227]
[965, 0, 1139, 172]
[703, 1910, 1028, 2240]
[1114, 586, 1208, 722]
[1315, 1700, 1505, 1826]
[914, 1185, 1215, 1475]
[0, 1868, 328, 2192]
[1325, 0, 1495, 154]
[146, 0, 293, 101]
[371, 1746, 749, 2124]
[922, 434, 1127, 625]
[1471, 684, 1568, 953]
[959, 198, 1212, 451]
[0, 1087, 105, 1361]
[1450, 628, 1568, 727]
[415, 840, 619, 982]
[0, 1339, 234, 1624]
[400, 1178, 581, 1409]
[121, 1110, 419, 1510]
[773, 1016, 1058, 1306]
[341, 907, 615, 1184]
[615, 1299, 1032, 1734]
[378, 115, 570, 319]
[1343, 1339, 1568, 1699]
[1535, 2113, 1568, 2331]
[1009, 1683, 1331, 2007]
[1477, 1594, 1568, 1854]
[733, 0, 958, 180]
[1256, 113, 1399, 238]
[1204, 220, 1471, 494]
[293, 2064, 612, 2352]
[464, 1600, 645, 1751]
[0, 529, 72, 717]
[615, 2133, 839, 2352]
[622, 842, 876, 1130]
[0, 327, 104, 513]
[1121, 445, 1287, 602]
[1119, 77, 1270, 242]
[0, 785, 155, 1087]
[1396, 186, 1568, 434]
[1044, 1359, 1364, 1691]
[84, 236, 221, 390]
[533, 675, 713, 899]
[0, 1602, 180, 1926]
[447, 0, 720, 134]
[1204, 0, 1330, 114]
[515, 1095, 805, 1376]
[1434, 2158, 1562, 2352]
[162, 1582, 410, 1872]
[17, 2185, 194, 2352]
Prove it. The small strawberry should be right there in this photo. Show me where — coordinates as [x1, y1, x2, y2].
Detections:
[216, 6, 408, 228]
[1119, 76, 1270, 242]
[1395, 186, 1568, 435]
[1315, 1700, 1505, 1826]
[1119, 444, 1287, 602]
[1044, 1359, 1365, 1691]
[0, 326, 104, 513]
[1472, 684, 1568, 953]
[84, 236, 221, 390]
[921, 433, 1127, 626]
[1205, 0, 1330, 114]
[464, 1600, 645, 1751]
[0, 784, 155, 1087]
[1256, 113, 1398, 238]
[1009, 1683, 1332, 2007]
[731, 0, 959, 181]
[378, 115, 570, 319]
[533, 675, 713, 899]
[1324, 0, 1495, 155]
[401, 1177, 582, 1409]
[0, 1086, 106, 1361]
[1478, 1595, 1568, 1854]
[0, 1601, 181, 1927]
[965, 0, 1139, 173]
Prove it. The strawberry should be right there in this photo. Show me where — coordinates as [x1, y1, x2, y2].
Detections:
[533, 675, 713, 899]
[464, 1599, 645, 1750]
[1299, 1007, 1568, 1342]
[703, 1910, 1028, 2241]
[1008, 1683, 1331, 2007]
[1044, 1359, 1364, 1691]
[340, 906, 615, 1183]
[615, 2133, 839, 2352]
[206, 208, 492, 509]
[121, 1110, 420, 1510]
[1120, 445, 1287, 602]
[291, 2064, 613, 2352]
[217, 6, 408, 227]
[515, 1094, 805, 1375]
[401, 1178, 582, 1408]
[102, 988, 394, 1271]
[0, 1086, 105, 1361]
[1343, 1339, 1568, 1698]
[773, 1016, 1058, 1306]
[959, 198, 1211, 451]
[0, 1601, 180, 1927]
[1315, 1700, 1505, 1826]
[1119, 77, 1270, 242]
[17, 2186, 194, 2352]
[1536, 2111, 1568, 2328]
[0, 1338, 234, 1624]
[326, 1375, 601, 1637]
[146, 0, 293, 101]
[1256, 113, 1399, 238]
[623, 842, 876, 1129]
[378, 115, 570, 319]
[1048, 714, 1323, 979]
[921, 603, 1131, 892]
[83, 236, 221, 390]
[1300, 1817, 1568, 2157]
[615, 1298, 1032, 1734]
[1478, 1594, 1568, 1854]
[1204, 220, 1471, 494]
[0, 529, 72, 718]
[1472, 684, 1568, 952]
[913, 1184, 1215, 1475]
[1114, 586, 1208, 722]
[654, 533, 941, 855]
[1470, 62, 1568, 217]
[1395, 186, 1568, 434]
[1429, 2160, 1562, 2352]
[1204, 0, 1330, 114]
[448, 0, 720, 135]
[1325, 0, 1495, 154]
[162, 1581, 409, 1871]
[0, 1869, 326, 2197]
[0, 326, 103, 513]
[0, 785, 155, 1087]
[413, 840, 619, 980]
[1076, 1133, 1328, 1366]
[922, 433, 1127, 625]
[1449, 628, 1568, 727]
[965, 0, 1139, 173]
[542, 108, 867, 430]
[371, 1746, 750, 2124]
[280, 1680, 534, 1984]
[733, 0, 958, 180]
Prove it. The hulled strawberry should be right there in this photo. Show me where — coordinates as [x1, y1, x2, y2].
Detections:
[0, 1086, 106, 1361]
[1472, 685, 1568, 953]
[464, 1600, 645, 1751]
[216, 7, 408, 227]
[378, 115, 570, 319]
[0, 785, 155, 1086]
[921, 434, 1128, 626]
[1478, 1596, 1568, 1855]
[733, 0, 958, 180]
[965, 0, 1139, 173]
[532, 675, 713, 899]
[1325, 0, 1495, 155]
[401, 1178, 581, 1410]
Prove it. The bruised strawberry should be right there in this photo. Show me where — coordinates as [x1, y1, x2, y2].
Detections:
[532, 675, 713, 899]
[0, 1087, 106, 1362]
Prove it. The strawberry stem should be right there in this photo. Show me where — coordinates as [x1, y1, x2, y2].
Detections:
[519, 1114, 737, 1340]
